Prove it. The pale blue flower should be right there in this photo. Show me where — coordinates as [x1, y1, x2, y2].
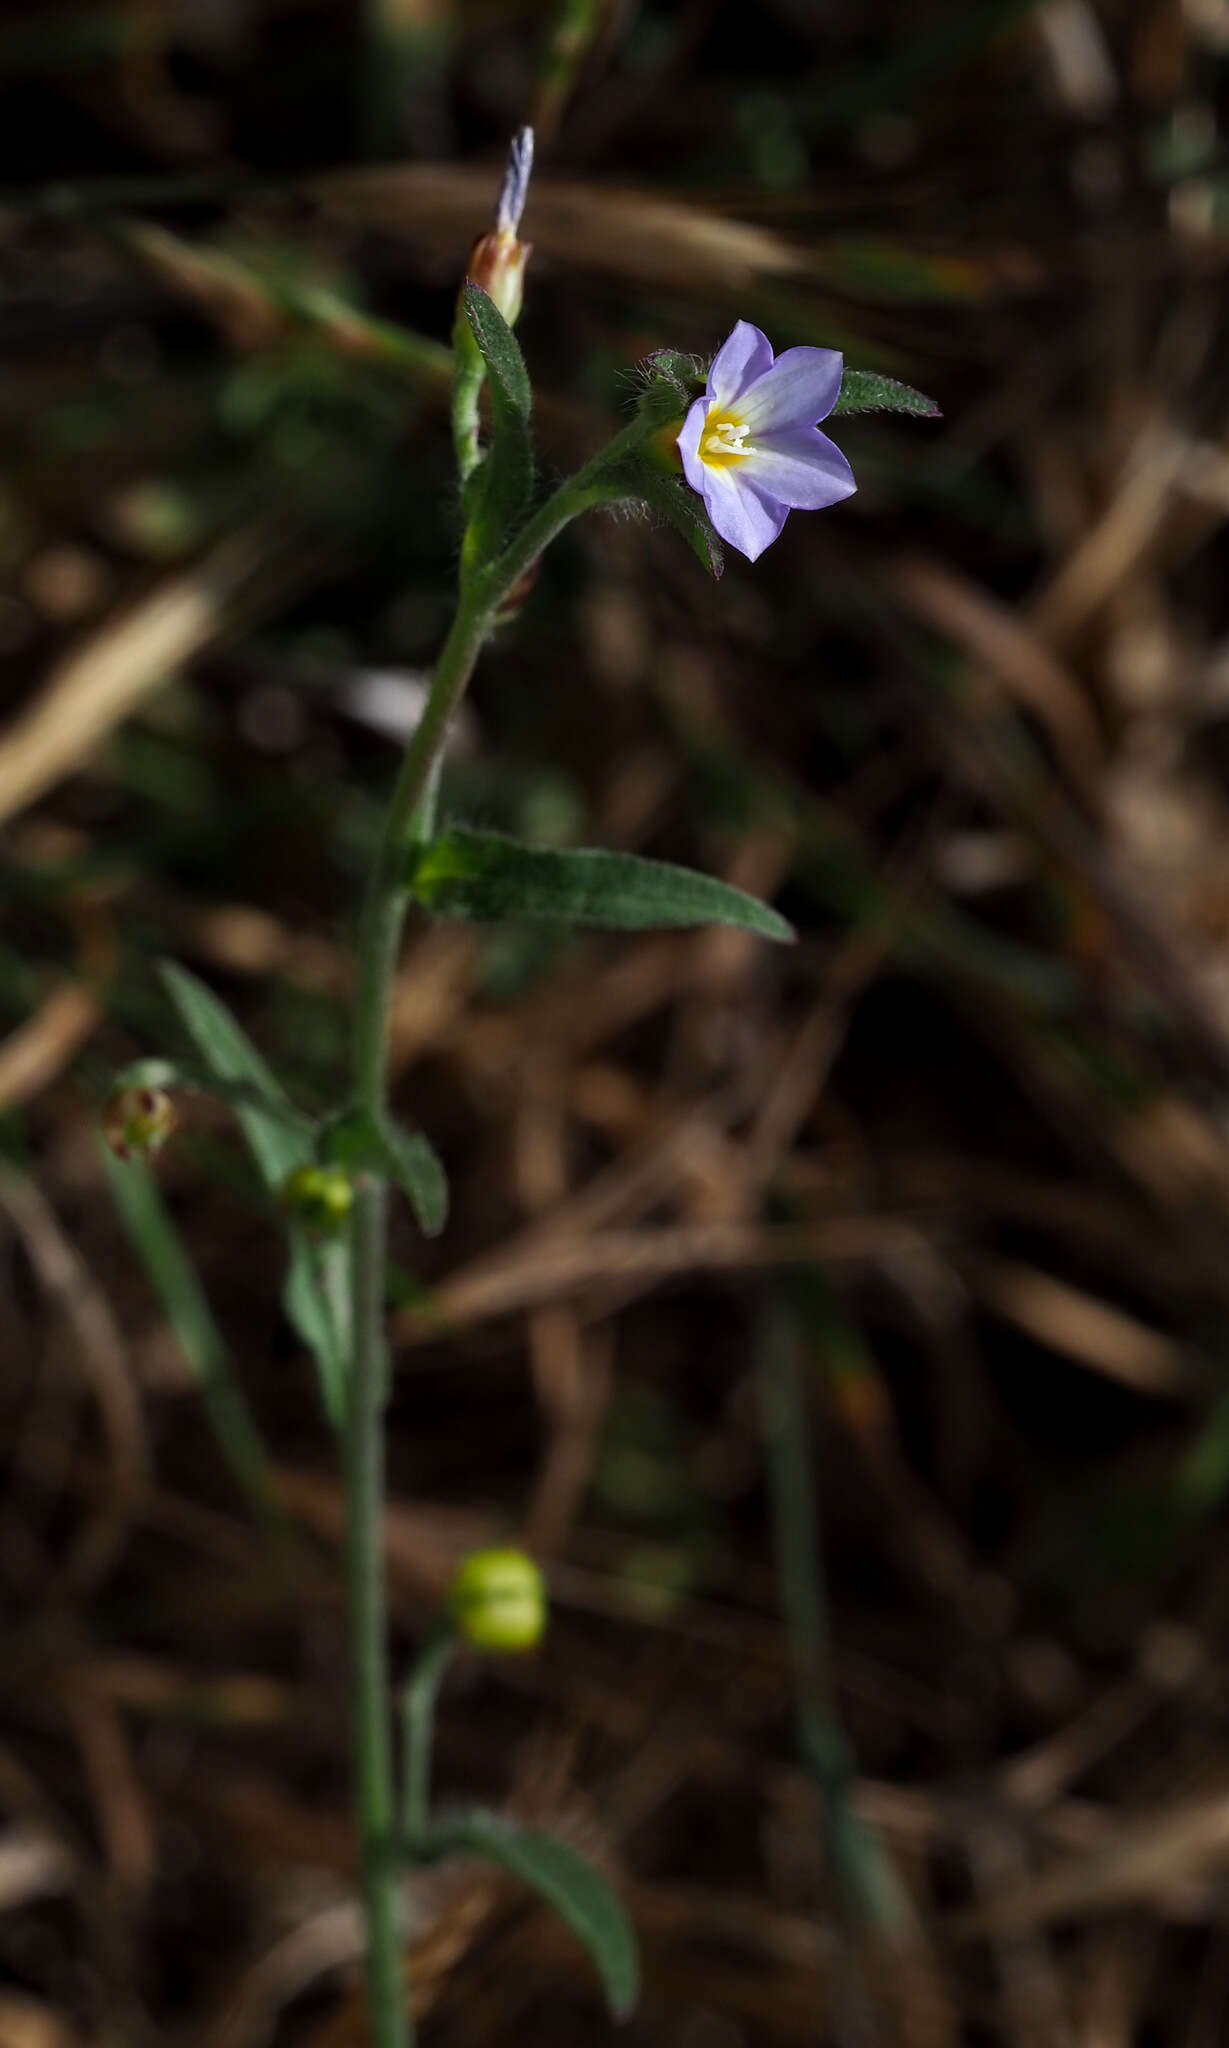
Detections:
[677, 322, 855, 562]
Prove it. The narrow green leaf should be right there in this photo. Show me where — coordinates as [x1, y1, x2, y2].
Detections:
[409, 827, 794, 942]
[283, 1232, 349, 1429]
[100, 1143, 278, 1513]
[461, 282, 530, 419]
[424, 1809, 639, 2019]
[461, 285, 534, 564]
[629, 466, 723, 578]
[320, 1108, 448, 1238]
[833, 368, 940, 418]
[381, 1124, 447, 1237]
[158, 960, 350, 1425]
[158, 961, 308, 1190]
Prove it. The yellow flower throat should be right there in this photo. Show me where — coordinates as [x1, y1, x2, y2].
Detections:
[699, 408, 751, 467]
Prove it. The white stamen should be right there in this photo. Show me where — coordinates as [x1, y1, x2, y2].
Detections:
[704, 416, 750, 460]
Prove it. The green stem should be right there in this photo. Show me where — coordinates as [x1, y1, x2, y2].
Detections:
[481, 420, 646, 598]
[344, 599, 489, 2048]
[344, 1175, 408, 2047]
[343, 415, 644, 2048]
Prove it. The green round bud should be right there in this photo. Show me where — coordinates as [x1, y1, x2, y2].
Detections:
[280, 1163, 354, 1236]
[449, 1547, 546, 1654]
[103, 1085, 177, 1161]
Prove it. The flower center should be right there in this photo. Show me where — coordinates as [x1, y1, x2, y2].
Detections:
[699, 407, 751, 467]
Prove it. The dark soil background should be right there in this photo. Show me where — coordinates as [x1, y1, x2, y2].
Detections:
[5, 0, 1229, 2041]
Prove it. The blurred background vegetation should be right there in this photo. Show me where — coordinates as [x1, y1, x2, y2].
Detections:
[4, 0, 1229, 2041]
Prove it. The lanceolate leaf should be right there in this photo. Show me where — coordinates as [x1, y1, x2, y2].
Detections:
[461, 282, 531, 419]
[100, 1143, 279, 1510]
[159, 961, 308, 1189]
[320, 1107, 448, 1237]
[461, 283, 534, 563]
[409, 828, 793, 940]
[284, 1231, 349, 1428]
[422, 1809, 639, 2020]
[158, 959, 350, 1425]
[833, 368, 940, 418]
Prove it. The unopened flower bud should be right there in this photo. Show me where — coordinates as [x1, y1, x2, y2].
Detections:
[464, 229, 531, 331]
[280, 1163, 354, 1237]
[103, 1085, 176, 1161]
[456, 127, 533, 334]
[449, 1546, 546, 1654]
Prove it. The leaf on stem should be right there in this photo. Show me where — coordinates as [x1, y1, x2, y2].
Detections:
[284, 1230, 349, 1427]
[159, 961, 308, 1188]
[833, 369, 940, 417]
[158, 958, 351, 1426]
[99, 1142, 278, 1508]
[461, 282, 531, 419]
[321, 1106, 448, 1237]
[461, 282, 534, 563]
[408, 827, 794, 940]
[420, 1808, 639, 2019]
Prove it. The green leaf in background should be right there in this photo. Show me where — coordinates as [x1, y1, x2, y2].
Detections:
[833, 369, 941, 418]
[159, 961, 309, 1189]
[99, 1143, 279, 1515]
[461, 282, 534, 565]
[423, 1809, 639, 2020]
[157, 959, 351, 1425]
[320, 1107, 448, 1237]
[408, 827, 793, 940]
[629, 465, 724, 578]
[284, 1231, 350, 1428]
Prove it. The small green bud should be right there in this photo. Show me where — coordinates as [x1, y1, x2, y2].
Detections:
[449, 1546, 546, 1654]
[103, 1085, 177, 1161]
[280, 1163, 354, 1236]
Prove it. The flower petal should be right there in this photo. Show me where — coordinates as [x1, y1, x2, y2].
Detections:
[698, 462, 788, 562]
[677, 395, 711, 496]
[745, 427, 856, 509]
[707, 322, 774, 410]
[738, 346, 844, 432]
